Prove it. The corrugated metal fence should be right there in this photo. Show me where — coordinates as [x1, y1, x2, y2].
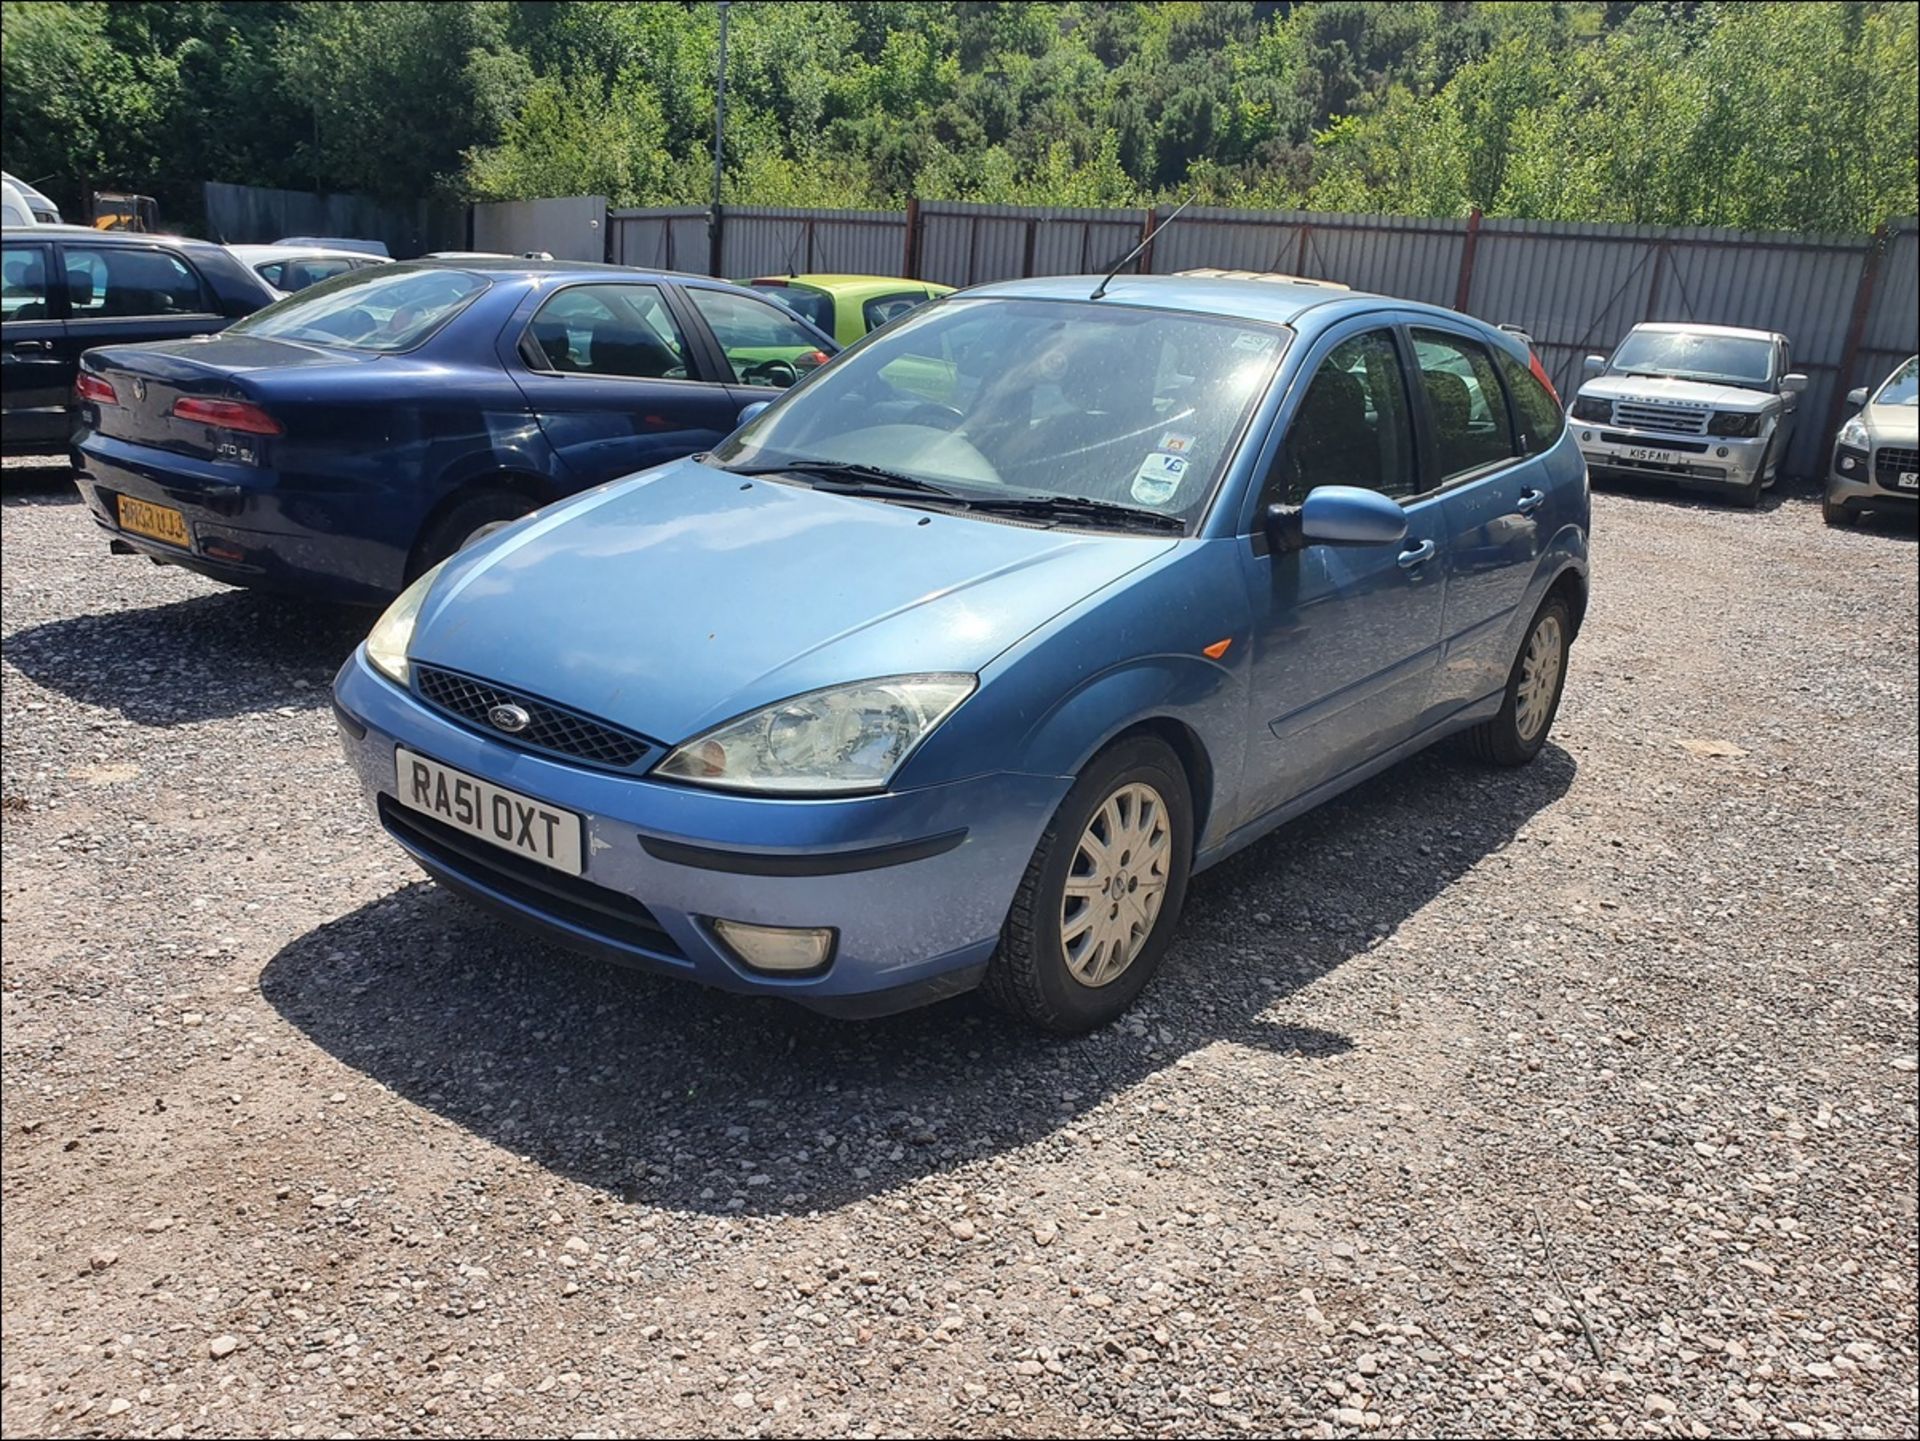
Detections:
[202, 182, 463, 258]
[550, 197, 1916, 478]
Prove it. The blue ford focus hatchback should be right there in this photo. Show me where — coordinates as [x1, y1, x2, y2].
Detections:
[332, 273, 1590, 1032]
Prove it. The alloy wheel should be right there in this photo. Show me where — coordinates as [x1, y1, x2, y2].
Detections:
[1060, 781, 1172, 987]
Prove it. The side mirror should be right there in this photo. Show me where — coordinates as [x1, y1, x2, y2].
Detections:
[1781, 372, 1809, 395]
[1582, 354, 1607, 380]
[1846, 386, 1869, 408]
[737, 400, 771, 426]
[1265, 486, 1409, 553]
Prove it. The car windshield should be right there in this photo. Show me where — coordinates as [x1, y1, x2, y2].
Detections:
[1610, 329, 1775, 387]
[710, 297, 1288, 529]
[754, 283, 834, 333]
[1872, 356, 1919, 406]
[228, 266, 487, 352]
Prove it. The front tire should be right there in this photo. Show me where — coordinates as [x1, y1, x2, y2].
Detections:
[1464, 595, 1572, 768]
[1823, 497, 1855, 526]
[985, 736, 1193, 1033]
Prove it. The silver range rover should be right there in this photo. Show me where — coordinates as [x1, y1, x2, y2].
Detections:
[1569, 323, 1806, 507]
[1825, 355, 1919, 526]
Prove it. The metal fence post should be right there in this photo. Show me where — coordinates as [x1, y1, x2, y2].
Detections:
[1138, 206, 1159, 274]
[1454, 206, 1483, 313]
[1642, 241, 1668, 319]
[903, 196, 920, 278]
[1823, 221, 1891, 452]
[1023, 217, 1039, 278]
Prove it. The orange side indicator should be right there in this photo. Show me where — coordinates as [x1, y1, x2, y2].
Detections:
[1202, 638, 1233, 660]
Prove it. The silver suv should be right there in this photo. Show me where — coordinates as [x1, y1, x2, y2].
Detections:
[1569, 323, 1806, 507]
[1825, 355, 1919, 525]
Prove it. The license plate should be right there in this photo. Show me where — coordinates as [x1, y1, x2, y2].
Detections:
[1899, 471, 1918, 490]
[117, 494, 191, 548]
[1625, 447, 1683, 466]
[395, 748, 584, 876]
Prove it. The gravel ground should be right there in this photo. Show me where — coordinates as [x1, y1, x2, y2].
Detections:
[3, 455, 1915, 1440]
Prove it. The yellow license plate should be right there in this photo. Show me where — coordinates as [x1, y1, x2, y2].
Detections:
[117, 495, 191, 548]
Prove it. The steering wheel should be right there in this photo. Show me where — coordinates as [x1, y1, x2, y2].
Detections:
[744, 358, 798, 388]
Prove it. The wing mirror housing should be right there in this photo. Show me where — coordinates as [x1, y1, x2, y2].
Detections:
[1265, 486, 1410, 554]
[1780, 372, 1809, 395]
[1582, 354, 1607, 380]
[736, 400, 772, 426]
[1846, 386, 1869, 408]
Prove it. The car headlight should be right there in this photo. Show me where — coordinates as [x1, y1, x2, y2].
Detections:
[1708, 410, 1764, 437]
[1570, 396, 1610, 423]
[655, 674, 975, 794]
[365, 561, 446, 686]
[1837, 416, 1870, 449]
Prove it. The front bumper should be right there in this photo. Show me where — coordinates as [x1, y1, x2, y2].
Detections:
[1826, 445, 1920, 513]
[1573, 422, 1768, 487]
[332, 647, 1072, 1017]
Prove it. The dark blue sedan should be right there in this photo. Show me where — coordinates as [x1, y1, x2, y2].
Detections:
[70, 260, 839, 603]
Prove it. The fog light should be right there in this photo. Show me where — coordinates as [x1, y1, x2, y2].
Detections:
[202, 539, 245, 563]
[1715, 446, 1729, 458]
[709, 918, 835, 973]
[1840, 455, 1858, 472]
[1581, 430, 1593, 442]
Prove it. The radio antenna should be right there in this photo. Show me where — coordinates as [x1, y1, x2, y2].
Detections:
[1091, 195, 1194, 300]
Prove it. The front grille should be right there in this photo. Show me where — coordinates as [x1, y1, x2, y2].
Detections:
[414, 665, 652, 771]
[1612, 400, 1710, 435]
[1600, 431, 1709, 454]
[379, 795, 684, 959]
[1875, 445, 1919, 491]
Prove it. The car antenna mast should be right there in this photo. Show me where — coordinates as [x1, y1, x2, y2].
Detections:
[1091, 195, 1194, 300]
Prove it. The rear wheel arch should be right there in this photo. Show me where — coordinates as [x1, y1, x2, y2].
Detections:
[406, 470, 556, 582]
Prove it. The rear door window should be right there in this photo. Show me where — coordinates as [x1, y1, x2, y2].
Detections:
[522, 283, 693, 380]
[1, 243, 53, 320]
[62, 246, 213, 317]
[1411, 328, 1519, 482]
[1495, 350, 1565, 456]
[862, 291, 931, 332]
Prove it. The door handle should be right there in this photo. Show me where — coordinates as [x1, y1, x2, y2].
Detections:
[1516, 488, 1545, 514]
[6, 340, 54, 353]
[1397, 538, 1436, 569]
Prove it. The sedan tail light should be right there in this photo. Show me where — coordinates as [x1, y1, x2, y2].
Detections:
[75, 374, 119, 407]
[171, 397, 283, 436]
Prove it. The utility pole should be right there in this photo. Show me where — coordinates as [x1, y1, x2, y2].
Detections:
[709, 0, 731, 277]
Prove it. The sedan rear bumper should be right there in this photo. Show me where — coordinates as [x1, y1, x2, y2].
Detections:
[333, 647, 1072, 1016]
[73, 431, 401, 605]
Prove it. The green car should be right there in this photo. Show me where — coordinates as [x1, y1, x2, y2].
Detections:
[742, 274, 955, 348]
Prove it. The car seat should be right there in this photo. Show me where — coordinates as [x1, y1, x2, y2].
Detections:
[1287, 367, 1381, 497]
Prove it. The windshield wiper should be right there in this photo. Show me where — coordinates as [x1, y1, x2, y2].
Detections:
[959, 493, 1188, 533]
[725, 458, 964, 499]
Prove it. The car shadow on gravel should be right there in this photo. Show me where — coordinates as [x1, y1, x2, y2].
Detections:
[0, 460, 79, 502]
[3, 590, 369, 725]
[261, 741, 1575, 1216]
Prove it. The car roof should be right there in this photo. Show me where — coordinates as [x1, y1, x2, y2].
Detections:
[391, 257, 714, 283]
[229, 243, 388, 263]
[750, 274, 954, 296]
[1630, 321, 1781, 342]
[962, 272, 1469, 331]
[1, 223, 219, 248]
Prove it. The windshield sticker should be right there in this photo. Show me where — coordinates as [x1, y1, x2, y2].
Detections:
[1232, 331, 1277, 353]
[1158, 431, 1196, 454]
[1131, 451, 1189, 506]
